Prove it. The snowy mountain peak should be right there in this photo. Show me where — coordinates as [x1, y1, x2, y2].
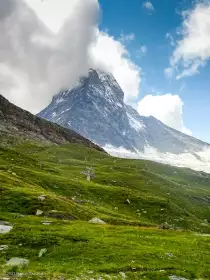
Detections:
[87, 68, 124, 100]
[38, 69, 210, 173]
[51, 69, 124, 105]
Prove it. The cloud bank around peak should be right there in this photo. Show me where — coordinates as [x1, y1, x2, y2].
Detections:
[0, 0, 141, 113]
[0, 0, 99, 113]
[90, 31, 141, 103]
[137, 94, 192, 135]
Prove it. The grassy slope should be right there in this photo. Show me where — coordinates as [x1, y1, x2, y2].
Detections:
[0, 136, 210, 279]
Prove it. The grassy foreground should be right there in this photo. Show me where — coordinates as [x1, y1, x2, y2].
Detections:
[1, 137, 210, 279]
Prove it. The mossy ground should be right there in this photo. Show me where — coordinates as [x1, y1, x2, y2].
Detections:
[1, 137, 210, 279]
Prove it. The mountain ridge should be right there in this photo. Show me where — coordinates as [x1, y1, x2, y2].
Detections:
[38, 69, 210, 154]
[0, 93, 104, 152]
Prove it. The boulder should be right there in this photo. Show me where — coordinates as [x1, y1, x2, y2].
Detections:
[42, 221, 52, 225]
[6, 258, 29, 267]
[119, 272, 127, 278]
[36, 209, 43, 216]
[38, 248, 47, 258]
[88, 217, 106, 224]
[126, 199, 131, 204]
[38, 195, 46, 201]
[0, 222, 13, 234]
[0, 245, 9, 251]
[169, 276, 188, 280]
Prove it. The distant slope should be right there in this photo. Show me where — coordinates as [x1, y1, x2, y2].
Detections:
[0, 94, 104, 152]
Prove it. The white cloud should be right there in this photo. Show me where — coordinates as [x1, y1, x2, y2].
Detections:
[24, 0, 81, 33]
[119, 32, 135, 43]
[167, 2, 210, 79]
[137, 94, 192, 135]
[0, 0, 141, 112]
[0, 0, 99, 113]
[176, 59, 206, 80]
[143, 1, 155, 11]
[90, 31, 141, 102]
[104, 144, 210, 174]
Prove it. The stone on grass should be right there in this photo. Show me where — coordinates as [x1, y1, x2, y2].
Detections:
[38, 195, 46, 201]
[126, 199, 131, 204]
[165, 252, 174, 258]
[169, 276, 188, 280]
[38, 248, 47, 258]
[0, 245, 9, 251]
[6, 257, 29, 267]
[119, 272, 127, 278]
[0, 222, 13, 234]
[88, 217, 106, 224]
[42, 221, 52, 225]
[36, 209, 43, 216]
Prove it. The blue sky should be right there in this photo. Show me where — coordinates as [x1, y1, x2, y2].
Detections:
[98, 0, 210, 143]
[1, 0, 209, 143]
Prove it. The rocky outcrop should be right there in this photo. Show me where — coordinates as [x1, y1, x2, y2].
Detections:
[0, 94, 104, 152]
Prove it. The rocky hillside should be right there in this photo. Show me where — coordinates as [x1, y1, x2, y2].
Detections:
[0, 94, 104, 152]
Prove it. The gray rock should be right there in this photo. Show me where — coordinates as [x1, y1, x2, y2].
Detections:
[88, 218, 106, 224]
[36, 209, 43, 216]
[0, 245, 9, 251]
[0, 222, 13, 234]
[169, 276, 188, 280]
[6, 257, 29, 267]
[119, 272, 127, 278]
[38, 248, 47, 258]
[38, 195, 46, 201]
[126, 199, 131, 204]
[165, 252, 174, 258]
[42, 221, 52, 225]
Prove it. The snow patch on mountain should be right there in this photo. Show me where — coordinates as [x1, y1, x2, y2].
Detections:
[127, 112, 145, 132]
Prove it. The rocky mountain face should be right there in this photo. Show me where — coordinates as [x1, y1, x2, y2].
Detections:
[0, 94, 104, 152]
[38, 69, 209, 157]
